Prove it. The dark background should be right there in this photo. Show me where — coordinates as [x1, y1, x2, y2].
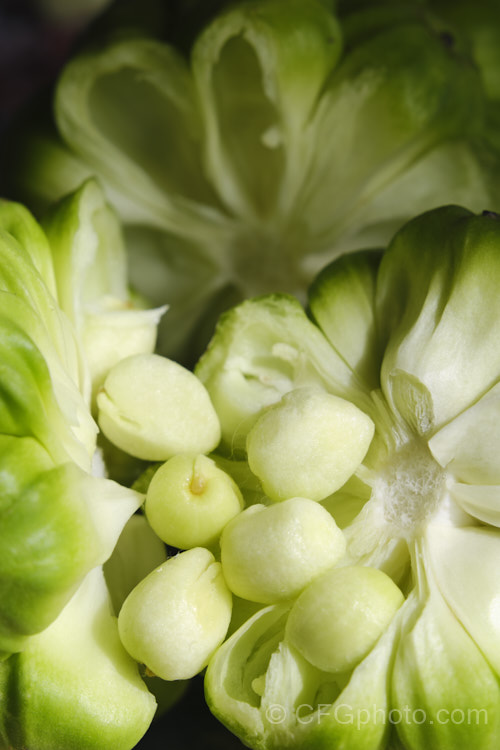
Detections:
[0, 0, 85, 133]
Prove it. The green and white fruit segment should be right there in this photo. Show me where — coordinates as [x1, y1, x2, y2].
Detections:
[42, 178, 166, 411]
[220, 497, 346, 603]
[0, 567, 156, 750]
[118, 547, 232, 681]
[0, 198, 151, 657]
[145, 453, 244, 549]
[97, 353, 221, 460]
[246, 386, 375, 501]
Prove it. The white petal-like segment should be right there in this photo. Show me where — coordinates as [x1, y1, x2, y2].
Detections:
[192, 0, 341, 221]
[450, 483, 500, 527]
[379, 208, 500, 432]
[428, 381, 500, 483]
[56, 39, 220, 234]
[427, 525, 500, 674]
[308, 250, 381, 392]
[392, 572, 500, 750]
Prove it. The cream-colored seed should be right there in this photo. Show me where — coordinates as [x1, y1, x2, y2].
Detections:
[246, 386, 374, 502]
[97, 353, 221, 461]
